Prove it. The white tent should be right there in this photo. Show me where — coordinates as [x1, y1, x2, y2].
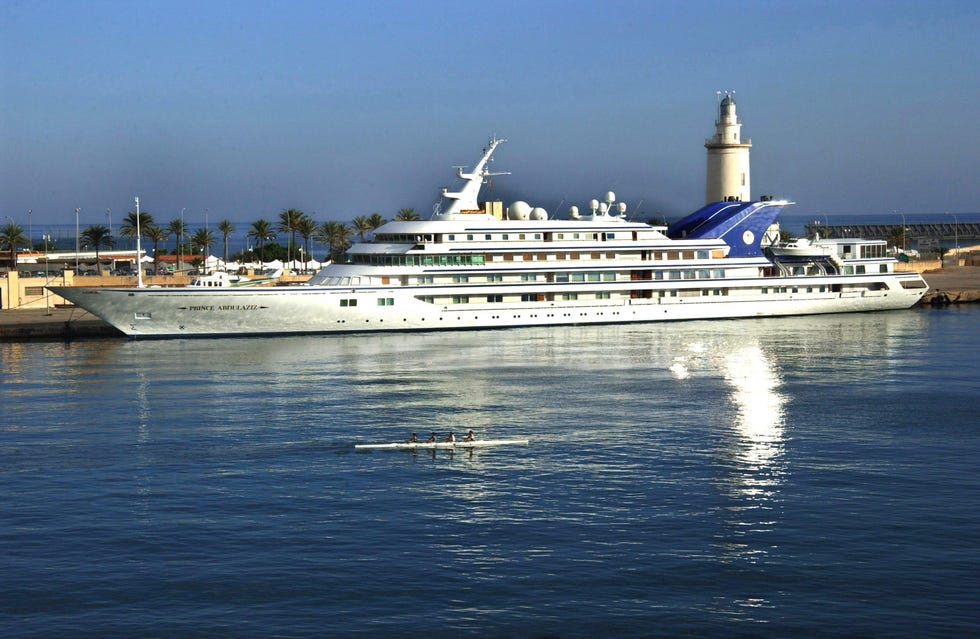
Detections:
[204, 255, 226, 271]
[285, 259, 322, 271]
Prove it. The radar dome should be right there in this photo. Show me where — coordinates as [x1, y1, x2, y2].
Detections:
[569, 205, 580, 219]
[508, 201, 531, 221]
[605, 191, 616, 203]
[530, 207, 548, 220]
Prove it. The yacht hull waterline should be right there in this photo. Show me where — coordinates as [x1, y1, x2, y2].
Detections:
[50, 137, 928, 339]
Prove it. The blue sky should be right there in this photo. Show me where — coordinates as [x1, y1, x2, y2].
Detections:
[2, 0, 978, 231]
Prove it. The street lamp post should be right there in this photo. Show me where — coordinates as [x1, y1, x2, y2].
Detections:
[900, 212, 906, 252]
[42, 233, 51, 315]
[204, 208, 210, 274]
[179, 207, 185, 275]
[74, 207, 80, 274]
[945, 212, 958, 254]
[28, 209, 32, 251]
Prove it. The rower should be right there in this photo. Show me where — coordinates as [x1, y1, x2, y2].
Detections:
[444, 431, 455, 443]
[425, 432, 437, 443]
[406, 433, 418, 443]
[464, 430, 475, 442]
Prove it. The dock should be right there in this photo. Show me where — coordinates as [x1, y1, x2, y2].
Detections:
[1, 267, 978, 340]
[0, 307, 123, 340]
[919, 266, 980, 305]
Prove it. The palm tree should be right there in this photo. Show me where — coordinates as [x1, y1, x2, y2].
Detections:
[317, 220, 352, 262]
[888, 225, 906, 250]
[278, 208, 305, 266]
[297, 216, 319, 271]
[351, 215, 372, 242]
[80, 224, 113, 267]
[144, 224, 170, 274]
[168, 219, 187, 274]
[247, 219, 276, 264]
[119, 210, 155, 246]
[0, 222, 28, 271]
[316, 221, 339, 262]
[190, 228, 216, 272]
[395, 207, 420, 221]
[118, 212, 153, 274]
[367, 212, 386, 231]
[217, 219, 235, 266]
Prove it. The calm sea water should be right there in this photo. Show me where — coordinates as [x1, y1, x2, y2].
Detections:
[2, 308, 978, 638]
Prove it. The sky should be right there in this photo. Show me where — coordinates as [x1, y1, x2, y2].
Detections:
[2, 0, 978, 233]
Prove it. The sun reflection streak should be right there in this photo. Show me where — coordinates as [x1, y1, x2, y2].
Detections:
[707, 342, 790, 592]
[724, 345, 787, 470]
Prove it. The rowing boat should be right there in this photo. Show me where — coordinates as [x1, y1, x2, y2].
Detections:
[355, 439, 529, 450]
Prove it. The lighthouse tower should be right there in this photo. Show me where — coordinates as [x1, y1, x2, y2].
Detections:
[704, 92, 752, 204]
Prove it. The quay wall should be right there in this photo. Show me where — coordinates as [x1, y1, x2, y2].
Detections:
[895, 259, 940, 272]
[1, 270, 313, 311]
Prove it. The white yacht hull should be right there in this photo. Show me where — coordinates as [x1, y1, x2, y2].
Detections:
[50, 274, 927, 339]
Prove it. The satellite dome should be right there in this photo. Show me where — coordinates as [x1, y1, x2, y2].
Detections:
[569, 205, 580, 219]
[508, 201, 531, 220]
[530, 207, 548, 220]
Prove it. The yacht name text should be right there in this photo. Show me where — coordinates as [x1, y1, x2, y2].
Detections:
[187, 304, 261, 311]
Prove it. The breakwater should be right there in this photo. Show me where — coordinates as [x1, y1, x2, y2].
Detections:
[918, 267, 980, 305]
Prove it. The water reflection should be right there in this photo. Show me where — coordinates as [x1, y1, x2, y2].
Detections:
[714, 341, 786, 570]
[662, 337, 788, 621]
[723, 345, 786, 471]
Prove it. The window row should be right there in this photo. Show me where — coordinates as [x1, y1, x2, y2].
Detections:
[413, 269, 733, 286]
[350, 249, 716, 266]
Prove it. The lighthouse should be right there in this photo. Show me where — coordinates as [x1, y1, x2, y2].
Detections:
[705, 92, 752, 204]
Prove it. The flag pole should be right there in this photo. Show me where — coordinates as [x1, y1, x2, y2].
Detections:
[135, 196, 144, 288]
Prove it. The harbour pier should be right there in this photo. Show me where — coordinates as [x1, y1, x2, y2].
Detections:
[804, 221, 980, 247]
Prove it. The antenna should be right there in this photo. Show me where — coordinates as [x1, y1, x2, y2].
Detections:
[552, 198, 565, 218]
[134, 196, 144, 288]
[628, 198, 644, 221]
